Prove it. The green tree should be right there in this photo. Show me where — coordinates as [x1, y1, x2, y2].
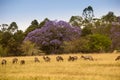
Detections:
[7, 37, 19, 56]
[0, 31, 15, 56]
[0, 24, 8, 32]
[31, 19, 39, 26]
[0, 29, 24, 56]
[13, 30, 25, 55]
[117, 16, 120, 23]
[0, 31, 12, 48]
[39, 18, 49, 28]
[0, 45, 8, 56]
[93, 18, 101, 27]
[102, 12, 117, 23]
[82, 6, 94, 22]
[69, 16, 83, 27]
[63, 37, 90, 53]
[92, 23, 112, 37]
[88, 34, 111, 52]
[81, 26, 93, 36]
[8, 22, 18, 33]
[13, 30, 25, 43]
[25, 19, 39, 36]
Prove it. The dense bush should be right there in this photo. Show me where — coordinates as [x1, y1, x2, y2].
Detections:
[63, 37, 89, 53]
[88, 34, 112, 52]
[21, 41, 40, 56]
[63, 34, 111, 53]
[0, 45, 8, 56]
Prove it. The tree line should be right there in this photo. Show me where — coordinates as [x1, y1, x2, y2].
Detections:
[0, 6, 120, 56]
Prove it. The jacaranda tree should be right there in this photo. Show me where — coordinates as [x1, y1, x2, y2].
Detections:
[25, 20, 81, 54]
[110, 24, 120, 50]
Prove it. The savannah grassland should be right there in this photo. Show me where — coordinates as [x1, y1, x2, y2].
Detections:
[0, 53, 120, 80]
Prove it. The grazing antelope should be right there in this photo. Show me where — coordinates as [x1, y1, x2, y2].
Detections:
[115, 56, 120, 61]
[56, 56, 64, 62]
[12, 58, 18, 64]
[20, 60, 25, 64]
[81, 55, 94, 61]
[34, 57, 40, 62]
[43, 56, 51, 62]
[68, 56, 77, 61]
[73, 56, 78, 60]
[1, 59, 7, 65]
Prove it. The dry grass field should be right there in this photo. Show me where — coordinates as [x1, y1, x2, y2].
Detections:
[0, 53, 120, 80]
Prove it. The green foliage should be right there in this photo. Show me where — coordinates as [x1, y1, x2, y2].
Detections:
[25, 19, 39, 36]
[7, 37, 23, 56]
[82, 6, 94, 22]
[0, 24, 8, 32]
[38, 18, 49, 28]
[7, 37, 17, 56]
[13, 30, 25, 43]
[0, 31, 12, 47]
[64, 34, 111, 53]
[0, 30, 24, 56]
[0, 45, 8, 56]
[88, 34, 111, 52]
[8, 22, 18, 33]
[102, 12, 117, 23]
[92, 24, 112, 37]
[75, 37, 90, 53]
[94, 20, 101, 27]
[21, 41, 40, 56]
[81, 26, 93, 36]
[31, 19, 39, 26]
[69, 16, 83, 27]
[63, 37, 90, 53]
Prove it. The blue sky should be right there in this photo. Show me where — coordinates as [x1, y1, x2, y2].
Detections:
[0, 0, 120, 31]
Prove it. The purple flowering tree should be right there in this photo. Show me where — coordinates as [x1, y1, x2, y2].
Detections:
[25, 20, 81, 54]
[110, 24, 120, 50]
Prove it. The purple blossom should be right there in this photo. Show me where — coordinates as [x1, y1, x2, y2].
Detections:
[24, 20, 81, 53]
[110, 25, 120, 49]
[50, 39, 61, 45]
[42, 41, 49, 46]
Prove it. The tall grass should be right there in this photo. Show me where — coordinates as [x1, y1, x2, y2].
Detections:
[0, 53, 120, 80]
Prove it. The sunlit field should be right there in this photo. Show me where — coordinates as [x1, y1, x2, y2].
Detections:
[0, 53, 120, 80]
